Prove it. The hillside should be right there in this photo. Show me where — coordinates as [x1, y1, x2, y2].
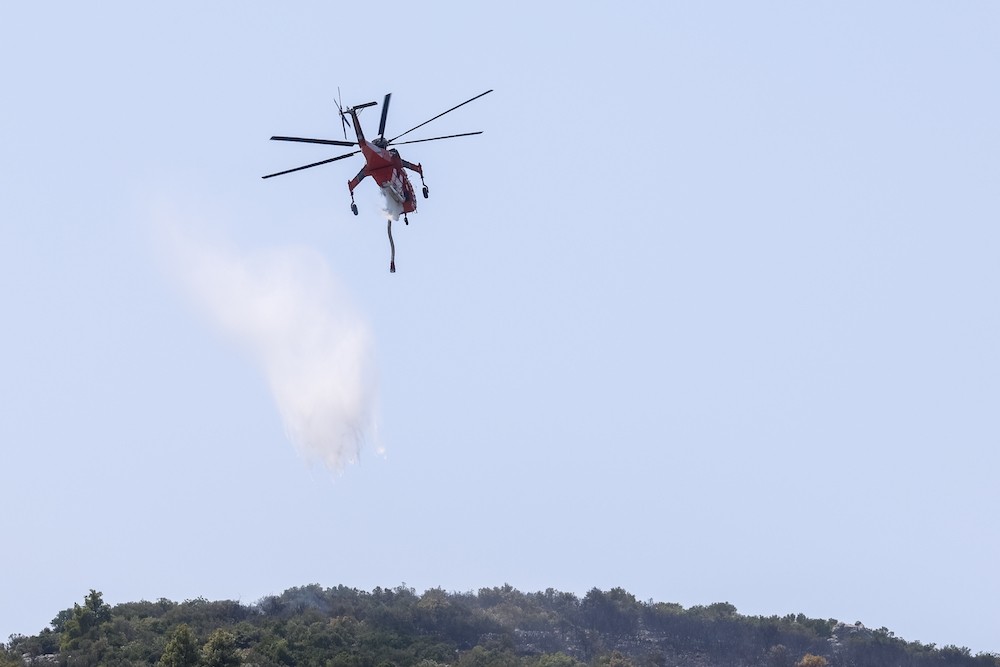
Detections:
[3, 586, 996, 667]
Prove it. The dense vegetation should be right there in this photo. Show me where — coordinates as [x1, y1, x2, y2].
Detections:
[3, 585, 996, 667]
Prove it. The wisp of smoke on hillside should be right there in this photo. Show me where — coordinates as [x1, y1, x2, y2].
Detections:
[158, 218, 380, 473]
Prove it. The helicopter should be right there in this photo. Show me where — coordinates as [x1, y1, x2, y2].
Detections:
[263, 89, 492, 272]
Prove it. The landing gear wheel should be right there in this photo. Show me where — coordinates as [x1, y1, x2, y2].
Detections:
[351, 203, 358, 215]
[422, 186, 429, 199]
[404, 214, 409, 226]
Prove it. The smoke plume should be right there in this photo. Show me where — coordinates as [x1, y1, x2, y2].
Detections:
[160, 220, 379, 472]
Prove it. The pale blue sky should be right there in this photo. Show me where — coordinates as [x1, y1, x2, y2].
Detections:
[2, 1, 998, 656]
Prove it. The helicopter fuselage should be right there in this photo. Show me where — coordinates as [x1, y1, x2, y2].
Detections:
[347, 106, 421, 217]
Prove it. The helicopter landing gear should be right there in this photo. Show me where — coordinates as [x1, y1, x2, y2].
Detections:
[418, 170, 429, 199]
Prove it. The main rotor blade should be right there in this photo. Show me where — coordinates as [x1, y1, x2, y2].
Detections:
[390, 131, 484, 146]
[261, 150, 359, 179]
[337, 88, 347, 139]
[389, 89, 493, 143]
[378, 93, 391, 138]
[271, 135, 357, 147]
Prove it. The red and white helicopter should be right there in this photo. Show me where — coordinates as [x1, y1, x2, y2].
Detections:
[263, 89, 492, 272]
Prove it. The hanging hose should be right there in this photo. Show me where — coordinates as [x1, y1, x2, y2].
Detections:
[387, 219, 396, 273]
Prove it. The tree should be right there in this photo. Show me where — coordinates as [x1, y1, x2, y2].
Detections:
[457, 643, 519, 667]
[7, 584, 999, 667]
[533, 653, 581, 667]
[580, 588, 640, 638]
[202, 629, 239, 667]
[796, 654, 828, 667]
[766, 644, 793, 667]
[597, 652, 636, 667]
[159, 625, 200, 667]
[0, 643, 24, 667]
[60, 590, 113, 654]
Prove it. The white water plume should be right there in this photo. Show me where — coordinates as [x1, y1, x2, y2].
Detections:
[160, 220, 379, 473]
[380, 187, 404, 221]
